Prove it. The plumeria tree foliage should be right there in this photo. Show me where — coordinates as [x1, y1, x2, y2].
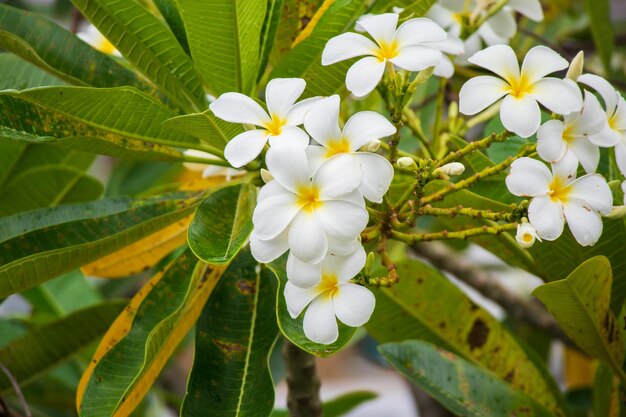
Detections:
[0, 0, 624, 416]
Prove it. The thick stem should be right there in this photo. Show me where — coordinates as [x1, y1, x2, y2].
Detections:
[391, 222, 518, 244]
[436, 131, 512, 168]
[283, 341, 322, 417]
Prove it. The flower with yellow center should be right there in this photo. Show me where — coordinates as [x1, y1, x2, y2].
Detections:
[515, 221, 541, 248]
[209, 78, 321, 168]
[303, 95, 396, 203]
[322, 13, 446, 97]
[459, 45, 583, 138]
[252, 145, 367, 264]
[537, 91, 614, 174]
[506, 157, 612, 246]
[77, 25, 121, 57]
[284, 246, 375, 344]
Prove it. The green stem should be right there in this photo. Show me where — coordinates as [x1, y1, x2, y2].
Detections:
[437, 131, 512, 167]
[181, 155, 231, 168]
[418, 206, 516, 222]
[390, 222, 518, 244]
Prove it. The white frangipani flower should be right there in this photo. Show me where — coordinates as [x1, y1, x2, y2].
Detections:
[506, 157, 612, 246]
[252, 146, 368, 264]
[578, 74, 626, 176]
[284, 246, 375, 344]
[459, 45, 583, 138]
[515, 221, 541, 248]
[182, 150, 241, 180]
[209, 78, 320, 168]
[322, 13, 446, 97]
[303, 95, 396, 203]
[536, 91, 613, 173]
[77, 24, 121, 56]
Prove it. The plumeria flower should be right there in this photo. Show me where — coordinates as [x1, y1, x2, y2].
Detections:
[77, 24, 120, 56]
[284, 246, 375, 344]
[537, 91, 613, 173]
[252, 145, 368, 264]
[578, 74, 626, 176]
[182, 150, 241, 180]
[209, 78, 321, 168]
[459, 45, 583, 138]
[303, 95, 395, 203]
[515, 221, 541, 248]
[322, 13, 446, 97]
[506, 156, 612, 246]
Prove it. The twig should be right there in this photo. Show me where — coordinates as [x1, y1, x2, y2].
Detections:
[0, 361, 31, 417]
[283, 341, 322, 417]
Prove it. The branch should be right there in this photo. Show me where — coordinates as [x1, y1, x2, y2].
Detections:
[391, 222, 518, 244]
[283, 341, 322, 417]
[0, 360, 31, 417]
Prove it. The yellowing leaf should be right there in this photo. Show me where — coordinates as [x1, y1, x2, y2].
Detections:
[292, 0, 334, 47]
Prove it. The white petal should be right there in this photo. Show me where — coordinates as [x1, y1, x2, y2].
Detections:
[333, 283, 375, 327]
[210, 92, 270, 125]
[459, 76, 508, 115]
[303, 296, 338, 344]
[346, 56, 386, 97]
[249, 231, 289, 263]
[537, 120, 567, 163]
[389, 45, 442, 72]
[500, 94, 541, 138]
[506, 157, 551, 196]
[551, 150, 579, 182]
[485, 10, 516, 39]
[568, 138, 599, 174]
[322, 245, 366, 282]
[468, 44, 520, 81]
[521, 46, 569, 83]
[287, 253, 322, 288]
[305, 145, 328, 177]
[328, 236, 360, 257]
[265, 145, 310, 193]
[286, 96, 324, 126]
[284, 282, 320, 318]
[322, 33, 378, 65]
[589, 125, 622, 148]
[428, 34, 464, 55]
[303, 95, 342, 147]
[258, 179, 292, 202]
[265, 78, 306, 119]
[566, 174, 613, 214]
[427, 4, 459, 29]
[613, 98, 626, 130]
[476, 22, 510, 46]
[252, 194, 300, 240]
[224, 130, 269, 168]
[354, 152, 394, 203]
[267, 126, 310, 149]
[530, 78, 582, 116]
[528, 195, 565, 241]
[357, 13, 398, 44]
[314, 154, 362, 199]
[509, 0, 544, 20]
[433, 55, 455, 78]
[393, 18, 447, 45]
[288, 211, 328, 264]
[574, 91, 612, 139]
[316, 200, 368, 240]
[616, 140, 626, 176]
[342, 111, 396, 151]
[563, 202, 603, 246]
[578, 73, 619, 114]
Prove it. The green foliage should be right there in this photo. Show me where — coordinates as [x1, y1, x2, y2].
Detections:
[379, 340, 557, 417]
[152, 0, 190, 54]
[163, 110, 243, 154]
[271, 391, 377, 417]
[582, 0, 613, 74]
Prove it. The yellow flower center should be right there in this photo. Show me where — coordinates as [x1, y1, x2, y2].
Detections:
[506, 74, 533, 98]
[325, 138, 351, 158]
[296, 185, 322, 213]
[318, 273, 339, 299]
[97, 38, 117, 55]
[375, 40, 399, 61]
[609, 114, 619, 131]
[522, 233, 533, 243]
[548, 177, 570, 203]
[562, 125, 574, 143]
[264, 115, 285, 136]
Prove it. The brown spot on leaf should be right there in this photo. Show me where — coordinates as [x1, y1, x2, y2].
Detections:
[467, 318, 489, 350]
[504, 369, 515, 382]
[236, 279, 256, 295]
[213, 340, 246, 356]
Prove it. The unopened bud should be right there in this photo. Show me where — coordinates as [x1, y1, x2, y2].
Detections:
[566, 51, 584, 81]
[392, 6, 404, 13]
[412, 66, 435, 85]
[606, 206, 626, 219]
[397, 156, 418, 170]
[515, 221, 541, 248]
[434, 162, 465, 176]
[364, 252, 375, 276]
[448, 101, 458, 121]
[362, 140, 381, 152]
[260, 168, 273, 183]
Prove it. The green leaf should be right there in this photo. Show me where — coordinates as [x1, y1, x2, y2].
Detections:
[271, 391, 377, 417]
[0, 191, 202, 297]
[269, 0, 323, 66]
[163, 110, 244, 154]
[582, 0, 613, 74]
[366, 257, 564, 416]
[182, 249, 279, 417]
[533, 256, 625, 378]
[0, 301, 125, 394]
[0, 53, 65, 89]
[271, 0, 367, 98]
[152, 0, 190, 54]
[178, 0, 267, 95]
[0, 165, 103, 216]
[188, 184, 257, 265]
[593, 363, 620, 417]
[78, 250, 225, 417]
[267, 258, 358, 357]
[71, 0, 206, 111]
[0, 5, 153, 92]
[258, 0, 285, 81]
[379, 340, 556, 417]
[370, 0, 435, 14]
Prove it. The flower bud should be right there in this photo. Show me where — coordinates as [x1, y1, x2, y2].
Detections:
[566, 51, 584, 81]
[397, 156, 418, 170]
[362, 140, 381, 152]
[515, 222, 541, 248]
[606, 206, 626, 219]
[434, 162, 465, 176]
[260, 168, 273, 183]
[364, 251, 376, 276]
